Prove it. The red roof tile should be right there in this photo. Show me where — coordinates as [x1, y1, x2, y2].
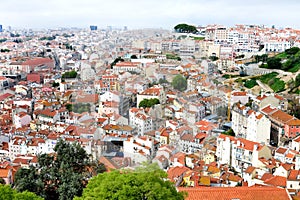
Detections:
[264, 176, 287, 187]
[178, 186, 290, 200]
[288, 169, 300, 181]
[167, 166, 189, 182]
[245, 166, 256, 174]
[270, 110, 294, 123]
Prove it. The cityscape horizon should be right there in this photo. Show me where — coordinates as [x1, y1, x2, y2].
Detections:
[2, 0, 300, 30]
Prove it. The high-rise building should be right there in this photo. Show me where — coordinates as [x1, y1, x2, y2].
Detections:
[90, 25, 97, 31]
[0, 25, 3, 32]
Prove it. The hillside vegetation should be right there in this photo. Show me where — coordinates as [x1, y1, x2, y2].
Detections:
[235, 72, 286, 93]
[260, 47, 300, 72]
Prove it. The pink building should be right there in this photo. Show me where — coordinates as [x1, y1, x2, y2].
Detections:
[285, 119, 300, 138]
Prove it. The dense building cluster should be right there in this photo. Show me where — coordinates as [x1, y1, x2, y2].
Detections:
[0, 24, 300, 199]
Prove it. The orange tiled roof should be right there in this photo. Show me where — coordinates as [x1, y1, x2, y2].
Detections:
[140, 87, 161, 96]
[244, 166, 256, 174]
[287, 119, 300, 126]
[22, 57, 53, 66]
[178, 186, 290, 200]
[264, 176, 287, 187]
[288, 170, 300, 180]
[276, 147, 288, 154]
[261, 105, 277, 115]
[0, 168, 10, 178]
[167, 166, 189, 182]
[261, 173, 274, 181]
[256, 94, 267, 101]
[270, 110, 293, 123]
[181, 134, 194, 142]
[232, 91, 247, 96]
[294, 136, 300, 143]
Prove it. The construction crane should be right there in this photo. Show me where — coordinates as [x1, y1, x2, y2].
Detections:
[227, 75, 234, 122]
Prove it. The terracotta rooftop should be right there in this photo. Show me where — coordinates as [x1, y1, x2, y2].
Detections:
[264, 176, 287, 187]
[167, 166, 189, 182]
[261, 173, 274, 181]
[294, 136, 300, 143]
[140, 87, 161, 96]
[288, 169, 300, 181]
[260, 105, 277, 115]
[232, 91, 247, 96]
[0, 168, 10, 178]
[244, 166, 256, 174]
[287, 119, 300, 126]
[270, 110, 294, 124]
[22, 57, 54, 66]
[276, 147, 288, 154]
[178, 186, 291, 200]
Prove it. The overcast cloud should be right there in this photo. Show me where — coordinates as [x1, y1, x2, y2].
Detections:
[1, 0, 300, 29]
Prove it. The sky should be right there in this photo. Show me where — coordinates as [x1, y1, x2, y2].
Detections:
[1, 0, 300, 30]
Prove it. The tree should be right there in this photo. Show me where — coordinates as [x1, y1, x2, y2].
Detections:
[266, 57, 282, 69]
[74, 162, 186, 200]
[62, 70, 77, 79]
[244, 79, 258, 89]
[209, 55, 219, 61]
[172, 75, 187, 92]
[223, 129, 235, 137]
[14, 139, 91, 200]
[0, 184, 42, 200]
[139, 98, 160, 108]
[174, 23, 198, 34]
[14, 166, 43, 195]
[130, 55, 138, 59]
[285, 47, 300, 55]
[159, 78, 169, 84]
[66, 104, 73, 112]
[52, 82, 59, 87]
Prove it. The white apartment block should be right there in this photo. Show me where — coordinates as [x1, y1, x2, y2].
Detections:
[232, 103, 271, 144]
[123, 136, 155, 164]
[129, 108, 153, 136]
[216, 134, 272, 173]
[264, 38, 291, 52]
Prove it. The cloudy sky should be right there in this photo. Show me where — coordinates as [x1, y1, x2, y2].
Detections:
[1, 0, 300, 30]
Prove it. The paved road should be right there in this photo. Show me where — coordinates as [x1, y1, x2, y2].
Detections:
[256, 80, 273, 92]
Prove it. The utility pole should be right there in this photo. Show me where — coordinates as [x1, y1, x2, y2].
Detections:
[227, 75, 233, 122]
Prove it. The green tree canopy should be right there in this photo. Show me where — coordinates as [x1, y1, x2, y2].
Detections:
[172, 74, 187, 92]
[62, 70, 78, 79]
[14, 139, 98, 200]
[130, 55, 138, 59]
[267, 57, 282, 69]
[174, 23, 198, 33]
[285, 47, 300, 55]
[74, 162, 186, 200]
[138, 98, 160, 108]
[0, 184, 42, 200]
[209, 55, 219, 61]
